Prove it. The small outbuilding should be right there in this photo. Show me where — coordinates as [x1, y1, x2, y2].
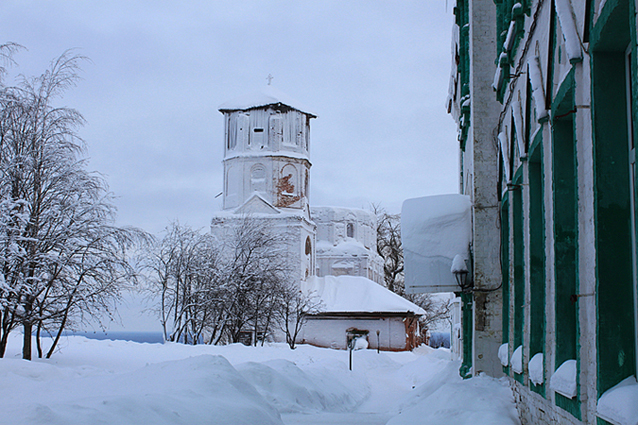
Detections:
[297, 275, 426, 351]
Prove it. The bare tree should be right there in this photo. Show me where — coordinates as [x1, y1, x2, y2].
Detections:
[148, 216, 301, 347]
[219, 216, 293, 345]
[0, 49, 148, 359]
[277, 281, 322, 349]
[150, 223, 222, 344]
[372, 204, 405, 294]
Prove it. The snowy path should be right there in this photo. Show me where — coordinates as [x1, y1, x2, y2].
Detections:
[1, 335, 520, 425]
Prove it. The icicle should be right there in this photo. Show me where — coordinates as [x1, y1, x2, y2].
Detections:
[554, 0, 582, 62]
[511, 100, 526, 158]
[528, 56, 548, 121]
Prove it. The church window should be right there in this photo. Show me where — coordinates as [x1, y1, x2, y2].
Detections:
[227, 115, 237, 150]
[250, 165, 266, 194]
[238, 113, 249, 148]
[269, 115, 283, 146]
[305, 236, 312, 255]
[347, 223, 354, 238]
[280, 164, 297, 195]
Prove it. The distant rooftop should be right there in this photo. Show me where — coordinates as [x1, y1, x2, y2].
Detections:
[218, 85, 317, 117]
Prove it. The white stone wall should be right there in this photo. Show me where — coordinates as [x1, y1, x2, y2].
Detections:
[298, 316, 409, 351]
[210, 213, 315, 281]
[222, 106, 312, 211]
[466, 0, 503, 378]
[223, 155, 310, 210]
[311, 206, 384, 284]
[511, 381, 582, 425]
[311, 206, 377, 250]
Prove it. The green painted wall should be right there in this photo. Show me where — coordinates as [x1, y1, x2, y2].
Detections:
[551, 77, 580, 418]
[590, 0, 637, 397]
[529, 133, 546, 397]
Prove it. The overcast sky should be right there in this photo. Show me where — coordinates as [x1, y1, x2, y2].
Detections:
[2, 1, 459, 235]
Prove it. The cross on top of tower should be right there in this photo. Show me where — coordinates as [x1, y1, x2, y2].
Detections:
[266, 74, 273, 85]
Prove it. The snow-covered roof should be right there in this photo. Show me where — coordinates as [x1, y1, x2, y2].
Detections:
[402, 194, 472, 294]
[315, 240, 370, 256]
[219, 85, 317, 117]
[301, 275, 426, 315]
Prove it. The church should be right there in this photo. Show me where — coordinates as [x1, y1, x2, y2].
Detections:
[210, 85, 383, 284]
[210, 86, 425, 351]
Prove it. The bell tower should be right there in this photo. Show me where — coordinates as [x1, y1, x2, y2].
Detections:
[218, 85, 316, 213]
[213, 86, 317, 281]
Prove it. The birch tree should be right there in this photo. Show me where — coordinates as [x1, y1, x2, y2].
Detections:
[149, 217, 296, 346]
[219, 216, 293, 345]
[151, 223, 223, 344]
[0, 48, 147, 359]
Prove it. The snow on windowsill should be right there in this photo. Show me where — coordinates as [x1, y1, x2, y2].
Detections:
[550, 359, 577, 398]
[511, 345, 523, 374]
[498, 343, 509, 367]
[529, 353, 544, 386]
[597, 376, 638, 425]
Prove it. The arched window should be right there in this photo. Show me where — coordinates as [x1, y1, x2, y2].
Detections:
[347, 223, 354, 238]
[305, 236, 312, 255]
[280, 164, 297, 195]
[250, 164, 266, 193]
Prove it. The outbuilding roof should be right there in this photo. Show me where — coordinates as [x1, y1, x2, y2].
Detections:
[218, 85, 317, 117]
[301, 275, 426, 315]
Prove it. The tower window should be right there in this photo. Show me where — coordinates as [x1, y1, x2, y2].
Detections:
[254, 128, 264, 133]
[347, 223, 354, 238]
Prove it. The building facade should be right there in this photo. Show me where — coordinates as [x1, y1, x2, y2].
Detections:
[312, 206, 383, 284]
[446, 0, 638, 423]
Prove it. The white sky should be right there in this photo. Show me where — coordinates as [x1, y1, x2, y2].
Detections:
[2, 1, 459, 235]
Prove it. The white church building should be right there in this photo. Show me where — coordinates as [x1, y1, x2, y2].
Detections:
[210, 86, 425, 351]
[211, 86, 383, 283]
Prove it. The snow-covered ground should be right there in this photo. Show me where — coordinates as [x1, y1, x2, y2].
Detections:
[0, 334, 520, 425]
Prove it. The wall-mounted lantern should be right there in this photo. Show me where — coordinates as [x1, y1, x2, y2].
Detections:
[451, 254, 472, 292]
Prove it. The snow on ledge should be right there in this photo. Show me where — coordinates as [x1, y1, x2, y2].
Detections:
[550, 359, 577, 398]
[597, 376, 638, 425]
[498, 343, 509, 367]
[528, 56, 548, 121]
[554, 0, 582, 62]
[511, 345, 523, 374]
[529, 353, 544, 386]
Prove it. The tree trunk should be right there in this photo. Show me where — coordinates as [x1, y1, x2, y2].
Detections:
[22, 322, 32, 360]
[36, 322, 43, 358]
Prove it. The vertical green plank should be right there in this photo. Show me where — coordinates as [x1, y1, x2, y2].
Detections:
[513, 169, 525, 384]
[529, 135, 546, 397]
[501, 194, 510, 375]
[460, 292, 474, 379]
